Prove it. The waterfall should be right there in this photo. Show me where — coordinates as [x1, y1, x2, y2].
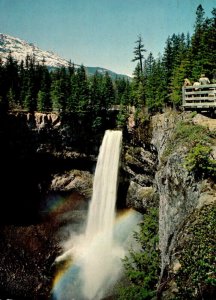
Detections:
[86, 129, 122, 240]
[82, 129, 123, 299]
[53, 129, 141, 300]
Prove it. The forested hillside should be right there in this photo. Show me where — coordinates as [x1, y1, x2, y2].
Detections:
[132, 4, 216, 111]
[0, 4, 216, 300]
[0, 5, 215, 122]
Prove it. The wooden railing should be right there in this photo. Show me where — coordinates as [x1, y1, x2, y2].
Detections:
[182, 84, 216, 109]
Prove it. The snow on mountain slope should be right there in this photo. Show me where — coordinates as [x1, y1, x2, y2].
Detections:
[0, 33, 70, 68]
[0, 33, 131, 79]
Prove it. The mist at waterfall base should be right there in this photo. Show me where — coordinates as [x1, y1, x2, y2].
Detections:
[52, 130, 141, 300]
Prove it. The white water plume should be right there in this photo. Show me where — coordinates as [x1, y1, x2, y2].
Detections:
[52, 130, 141, 300]
[81, 130, 123, 299]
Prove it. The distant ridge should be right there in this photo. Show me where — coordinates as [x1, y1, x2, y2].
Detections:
[0, 33, 130, 80]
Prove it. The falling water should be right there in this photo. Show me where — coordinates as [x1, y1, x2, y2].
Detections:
[53, 130, 126, 300]
[52, 130, 142, 300]
[86, 129, 122, 239]
[82, 129, 123, 299]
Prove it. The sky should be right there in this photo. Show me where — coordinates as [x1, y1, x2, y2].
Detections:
[0, 0, 215, 76]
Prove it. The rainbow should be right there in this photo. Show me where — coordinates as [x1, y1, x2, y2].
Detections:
[51, 208, 141, 299]
[45, 194, 66, 214]
[43, 192, 82, 216]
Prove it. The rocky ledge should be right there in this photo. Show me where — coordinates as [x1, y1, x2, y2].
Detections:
[0, 110, 215, 299]
[150, 111, 216, 298]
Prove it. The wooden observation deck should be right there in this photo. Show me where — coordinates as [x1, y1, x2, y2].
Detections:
[182, 83, 216, 112]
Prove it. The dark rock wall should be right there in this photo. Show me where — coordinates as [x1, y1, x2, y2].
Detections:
[1, 109, 215, 299]
[150, 112, 216, 298]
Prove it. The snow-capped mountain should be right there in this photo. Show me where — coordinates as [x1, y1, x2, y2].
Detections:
[0, 33, 70, 68]
[0, 33, 130, 79]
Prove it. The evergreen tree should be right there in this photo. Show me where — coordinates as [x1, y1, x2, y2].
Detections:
[115, 78, 131, 127]
[50, 67, 69, 113]
[118, 208, 160, 300]
[7, 88, 16, 110]
[18, 60, 25, 108]
[76, 65, 89, 115]
[211, 8, 216, 80]
[190, 5, 206, 79]
[162, 36, 174, 105]
[132, 35, 146, 73]
[102, 72, 115, 110]
[170, 59, 191, 108]
[115, 77, 131, 106]
[115, 77, 126, 105]
[68, 60, 75, 77]
[144, 52, 155, 110]
[67, 72, 78, 112]
[199, 10, 216, 78]
[153, 57, 167, 111]
[22, 55, 38, 111]
[50, 78, 65, 112]
[162, 36, 173, 86]
[37, 90, 47, 112]
[36, 64, 51, 111]
[23, 87, 33, 111]
[116, 104, 129, 128]
[131, 64, 145, 107]
[144, 54, 167, 112]
[123, 79, 132, 106]
[144, 52, 154, 77]
[4, 53, 19, 108]
[186, 32, 191, 50]
[23, 80, 35, 112]
[89, 71, 103, 130]
[194, 4, 205, 32]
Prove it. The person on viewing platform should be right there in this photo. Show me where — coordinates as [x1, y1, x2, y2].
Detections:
[199, 74, 210, 85]
[183, 78, 192, 86]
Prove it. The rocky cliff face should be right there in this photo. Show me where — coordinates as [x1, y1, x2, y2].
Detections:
[0, 110, 215, 299]
[0, 109, 159, 298]
[0, 111, 97, 299]
[122, 145, 158, 212]
[150, 111, 216, 298]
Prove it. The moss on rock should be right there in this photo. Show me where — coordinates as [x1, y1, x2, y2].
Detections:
[171, 204, 216, 299]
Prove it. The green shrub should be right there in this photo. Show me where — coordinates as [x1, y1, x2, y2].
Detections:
[190, 111, 198, 118]
[116, 106, 129, 127]
[184, 143, 216, 179]
[175, 205, 216, 299]
[163, 121, 213, 160]
[117, 208, 160, 300]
